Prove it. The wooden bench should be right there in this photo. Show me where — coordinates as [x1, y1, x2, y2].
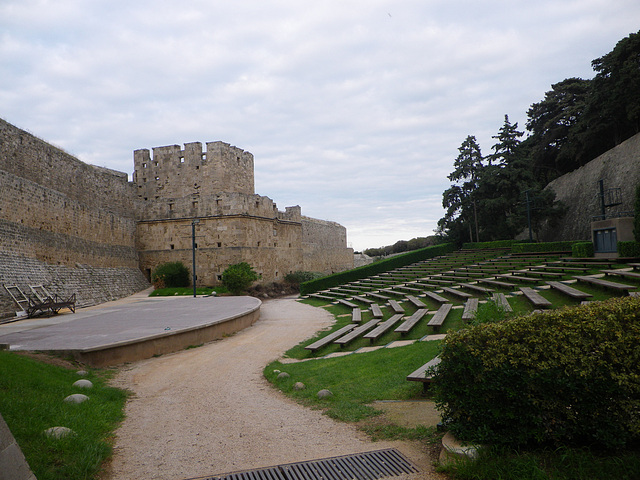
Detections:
[407, 356, 442, 393]
[462, 298, 479, 321]
[440, 286, 473, 299]
[334, 318, 381, 346]
[525, 270, 565, 278]
[352, 295, 375, 305]
[498, 273, 540, 283]
[629, 263, 640, 271]
[531, 265, 589, 273]
[379, 288, 406, 297]
[573, 276, 636, 293]
[394, 309, 428, 335]
[352, 307, 362, 323]
[546, 281, 592, 299]
[406, 295, 427, 308]
[602, 269, 640, 280]
[367, 292, 391, 301]
[370, 304, 384, 318]
[336, 298, 359, 308]
[423, 290, 449, 304]
[388, 299, 404, 314]
[519, 287, 552, 308]
[395, 285, 424, 293]
[363, 314, 405, 343]
[492, 293, 512, 312]
[477, 278, 516, 289]
[425, 278, 455, 285]
[459, 283, 494, 295]
[427, 303, 453, 332]
[308, 293, 335, 301]
[305, 324, 357, 351]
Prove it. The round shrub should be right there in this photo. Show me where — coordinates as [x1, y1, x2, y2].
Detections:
[221, 262, 259, 295]
[151, 261, 190, 288]
[433, 296, 640, 449]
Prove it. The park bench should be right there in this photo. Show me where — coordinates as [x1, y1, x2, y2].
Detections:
[462, 298, 479, 321]
[531, 265, 589, 273]
[423, 290, 449, 304]
[407, 356, 442, 393]
[519, 287, 552, 309]
[406, 295, 427, 308]
[412, 280, 439, 289]
[395, 285, 424, 293]
[427, 303, 453, 332]
[573, 276, 636, 293]
[440, 286, 473, 299]
[459, 283, 494, 295]
[370, 304, 384, 318]
[425, 277, 455, 285]
[394, 309, 428, 335]
[305, 324, 357, 351]
[379, 288, 405, 297]
[546, 281, 592, 300]
[525, 270, 565, 278]
[363, 314, 405, 343]
[478, 278, 516, 289]
[352, 308, 362, 323]
[388, 299, 404, 314]
[492, 292, 512, 312]
[334, 318, 381, 347]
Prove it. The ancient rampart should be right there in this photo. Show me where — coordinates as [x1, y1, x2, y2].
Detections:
[540, 132, 640, 241]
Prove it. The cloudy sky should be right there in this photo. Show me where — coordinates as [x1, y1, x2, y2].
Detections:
[1, 1, 638, 251]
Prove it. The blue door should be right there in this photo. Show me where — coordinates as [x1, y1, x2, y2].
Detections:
[593, 228, 617, 253]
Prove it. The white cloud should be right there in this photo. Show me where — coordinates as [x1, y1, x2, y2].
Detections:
[1, 0, 639, 251]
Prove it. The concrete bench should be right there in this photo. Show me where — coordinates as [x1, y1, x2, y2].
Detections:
[305, 324, 357, 351]
[492, 293, 512, 312]
[546, 281, 592, 300]
[440, 286, 473, 299]
[573, 276, 636, 293]
[388, 299, 404, 314]
[519, 287, 552, 309]
[363, 314, 405, 343]
[334, 318, 381, 347]
[370, 304, 384, 318]
[407, 356, 442, 393]
[427, 303, 452, 332]
[461, 298, 479, 321]
[394, 309, 428, 335]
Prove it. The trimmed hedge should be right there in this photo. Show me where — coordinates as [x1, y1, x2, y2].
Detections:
[461, 240, 518, 250]
[433, 297, 640, 448]
[572, 241, 594, 258]
[618, 241, 640, 258]
[299, 243, 455, 295]
[511, 241, 578, 254]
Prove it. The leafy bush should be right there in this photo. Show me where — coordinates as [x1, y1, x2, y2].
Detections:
[511, 241, 577, 253]
[618, 241, 640, 257]
[433, 297, 640, 449]
[151, 261, 190, 288]
[284, 271, 322, 285]
[300, 243, 455, 295]
[221, 262, 259, 294]
[462, 240, 518, 250]
[572, 241, 594, 258]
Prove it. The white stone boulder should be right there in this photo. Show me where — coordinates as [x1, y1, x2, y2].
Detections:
[64, 394, 89, 404]
[72, 379, 93, 389]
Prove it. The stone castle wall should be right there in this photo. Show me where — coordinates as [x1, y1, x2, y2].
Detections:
[0, 119, 353, 318]
[0, 119, 148, 318]
[540, 132, 640, 241]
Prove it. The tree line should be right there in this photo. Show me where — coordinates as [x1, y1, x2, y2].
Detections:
[437, 30, 640, 246]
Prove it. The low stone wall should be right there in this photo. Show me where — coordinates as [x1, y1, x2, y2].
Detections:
[0, 413, 36, 480]
[0, 252, 149, 320]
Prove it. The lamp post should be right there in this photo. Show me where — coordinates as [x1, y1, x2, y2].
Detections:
[191, 219, 200, 297]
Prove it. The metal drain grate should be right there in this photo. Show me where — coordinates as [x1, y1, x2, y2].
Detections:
[193, 448, 419, 480]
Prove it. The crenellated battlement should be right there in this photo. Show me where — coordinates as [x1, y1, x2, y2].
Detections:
[133, 141, 254, 201]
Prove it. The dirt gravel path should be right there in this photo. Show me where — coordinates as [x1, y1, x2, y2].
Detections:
[105, 298, 443, 480]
